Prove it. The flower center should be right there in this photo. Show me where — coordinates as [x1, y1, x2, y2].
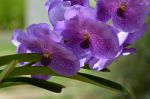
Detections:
[80, 34, 90, 49]
[41, 50, 52, 66]
[116, 4, 126, 18]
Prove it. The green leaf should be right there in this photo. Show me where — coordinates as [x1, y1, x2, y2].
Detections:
[2, 66, 128, 93]
[0, 82, 24, 88]
[78, 73, 128, 93]
[82, 66, 110, 72]
[1, 77, 65, 93]
[0, 60, 18, 82]
[0, 53, 41, 66]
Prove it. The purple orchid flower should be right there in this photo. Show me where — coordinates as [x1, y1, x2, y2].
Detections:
[96, 0, 150, 32]
[12, 23, 80, 80]
[84, 23, 147, 71]
[54, 5, 120, 60]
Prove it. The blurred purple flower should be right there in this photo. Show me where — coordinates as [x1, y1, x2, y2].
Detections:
[96, 0, 150, 32]
[45, 0, 89, 26]
[54, 5, 120, 60]
[12, 23, 80, 79]
[45, 0, 71, 26]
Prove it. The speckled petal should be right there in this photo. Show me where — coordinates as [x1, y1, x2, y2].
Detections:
[125, 23, 147, 45]
[54, 16, 89, 58]
[90, 33, 119, 59]
[96, 0, 118, 22]
[48, 42, 80, 76]
[112, 5, 147, 32]
[83, 20, 119, 59]
[61, 29, 89, 58]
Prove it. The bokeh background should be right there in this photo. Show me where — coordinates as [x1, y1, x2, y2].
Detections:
[0, 0, 150, 99]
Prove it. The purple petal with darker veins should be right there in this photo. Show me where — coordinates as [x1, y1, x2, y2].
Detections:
[96, 0, 117, 22]
[61, 29, 89, 58]
[47, 43, 80, 76]
[96, 0, 111, 22]
[90, 33, 119, 59]
[55, 6, 119, 59]
[83, 20, 119, 59]
[112, 5, 147, 32]
[125, 23, 147, 45]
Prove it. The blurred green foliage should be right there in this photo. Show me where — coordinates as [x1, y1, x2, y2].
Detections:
[0, 0, 24, 31]
[113, 16, 150, 99]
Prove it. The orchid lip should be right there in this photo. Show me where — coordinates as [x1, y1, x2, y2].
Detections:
[41, 50, 52, 66]
[116, 4, 126, 18]
[63, 39, 69, 44]
[116, 8, 125, 18]
[80, 33, 90, 49]
[80, 39, 90, 49]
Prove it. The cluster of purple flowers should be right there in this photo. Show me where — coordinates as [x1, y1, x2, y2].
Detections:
[12, 0, 150, 80]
